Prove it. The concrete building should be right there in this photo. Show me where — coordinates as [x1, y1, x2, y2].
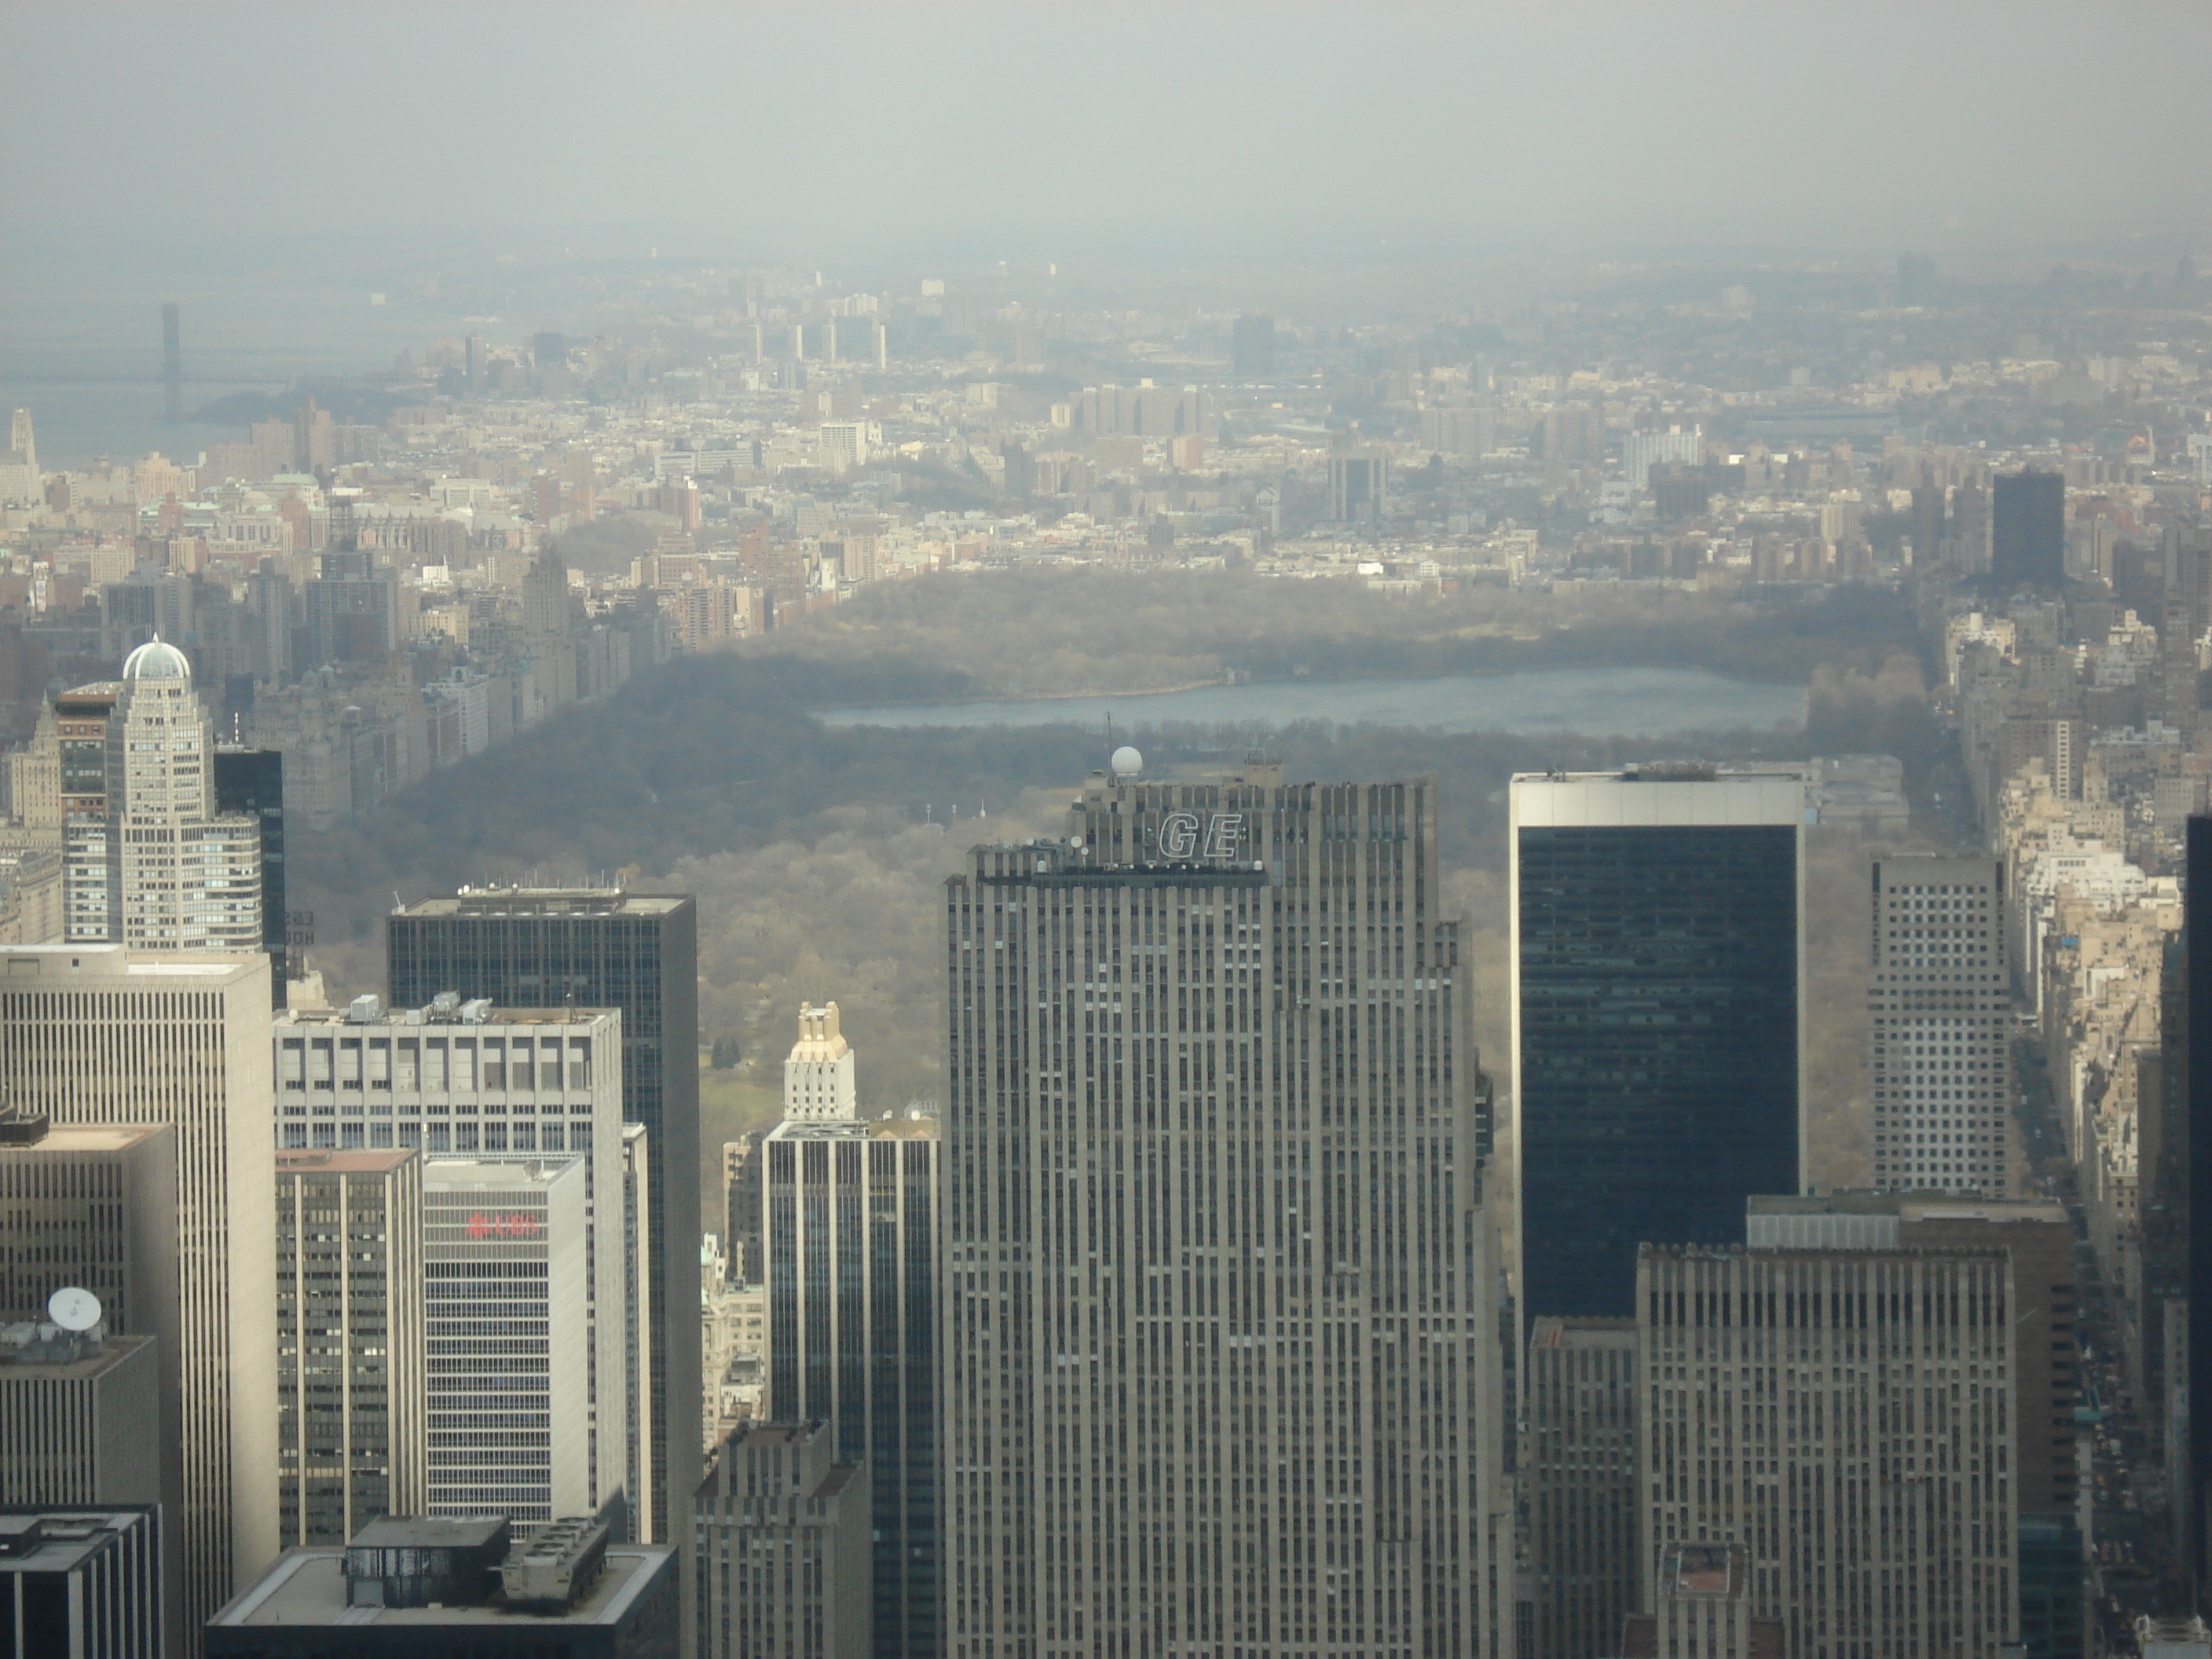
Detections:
[1869, 857, 2016, 1196]
[206, 1515, 679, 1658]
[0, 1115, 183, 1651]
[0, 1506, 164, 1659]
[273, 1149, 424, 1547]
[1746, 1192, 2079, 1518]
[1637, 1242, 2018, 1658]
[419, 1156, 604, 1525]
[1992, 470, 2065, 589]
[0, 947, 276, 1637]
[764, 1119, 937, 1658]
[1618, 1542, 1783, 1659]
[62, 642, 263, 953]
[782, 1002, 856, 1121]
[941, 764, 1511, 1657]
[387, 888, 700, 1560]
[1525, 1317, 1638, 1659]
[1512, 769, 1805, 1322]
[1327, 451, 1389, 522]
[694, 1421, 870, 1659]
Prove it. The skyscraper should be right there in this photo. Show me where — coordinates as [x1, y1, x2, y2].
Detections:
[64, 642, 263, 953]
[1327, 451, 1389, 522]
[2185, 815, 2212, 1587]
[0, 1506, 165, 1659]
[272, 997, 643, 1533]
[1230, 312, 1275, 378]
[214, 747, 287, 998]
[0, 947, 278, 1638]
[695, 1423, 871, 1659]
[942, 762, 1511, 1657]
[1525, 1317, 1638, 1659]
[1637, 1241, 2019, 1657]
[273, 1148, 424, 1547]
[420, 1155, 597, 1522]
[1992, 469, 2065, 589]
[0, 1115, 184, 1651]
[386, 890, 700, 1556]
[1868, 856, 2013, 1195]
[782, 1002, 856, 1120]
[764, 1119, 938, 1658]
[1511, 767, 1804, 1321]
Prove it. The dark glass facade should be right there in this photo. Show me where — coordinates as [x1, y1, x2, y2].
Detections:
[214, 747, 286, 999]
[1517, 823, 1800, 1320]
[764, 1129, 938, 1659]
[386, 894, 699, 1548]
[2185, 816, 2212, 1584]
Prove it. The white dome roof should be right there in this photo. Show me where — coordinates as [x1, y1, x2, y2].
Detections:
[122, 639, 191, 683]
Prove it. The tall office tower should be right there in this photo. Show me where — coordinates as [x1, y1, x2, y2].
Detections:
[2185, 815, 2212, 1589]
[420, 1155, 601, 1522]
[1747, 1192, 2079, 1518]
[1231, 312, 1275, 378]
[943, 764, 1511, 1657]
[273, 1148, 424, 1547]
[1328, 450, 1389, 522]
[273, 998, 639, 1530]
[782, 1002, 856, 1120]
[387, 889, 701, 1556]
[0, 947, 277, 1638]
[9, 408, 33, 474]
[1617, 1542, 1785, 1659]
[302, 548, 400, 669]
[242, 562, 294, 683]
[621, 1121, 656, 1536]
[764, 1119, 938, 1658]
[214, 748, 287, 998]
[0, 1507, 164, 1659]
[163, 302, 185, 423]
[463, 334, 484, 399]
[1992, 469, 2065, 590]
[1910, 479, 1949, 569]
[1637, 1242, 2018, 1657]
[1525, 1317, 1638, 1659]
[694, 1422, 872, 1659]
[1511, 769, 1804, 1321]
[1868, 856, 2014, 1196]
[207, 1515, 680, 1658]
[722, 1135, 760, 1285]
[0, 1113, 184, 1650]
[62, 643, 263, 953]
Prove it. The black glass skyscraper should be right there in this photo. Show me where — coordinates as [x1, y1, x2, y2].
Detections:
[214, 746, 285, 1000]
[2185, 816, 2212, 1591]
[1512, 770, 1804, 1322]
[1992, 469, 2065, 589]
[764, 1122, 938, 1659]
[386, 890, 700, 1558]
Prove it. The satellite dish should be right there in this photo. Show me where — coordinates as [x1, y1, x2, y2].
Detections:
[46, 1287, 101, 1332]
[1111, 745, 1143, 777]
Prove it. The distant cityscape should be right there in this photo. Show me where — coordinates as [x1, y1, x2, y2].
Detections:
[8, 233, 2212, 1659]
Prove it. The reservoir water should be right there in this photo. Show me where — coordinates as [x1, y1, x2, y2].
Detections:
[816, 665, 1806, 737]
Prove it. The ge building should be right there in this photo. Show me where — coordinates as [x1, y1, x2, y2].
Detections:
[940, 756, 1512, 1657]
[1511, 767, 1804, 1321]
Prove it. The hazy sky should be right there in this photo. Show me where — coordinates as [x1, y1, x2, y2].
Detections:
[8, 2, 2211, 261]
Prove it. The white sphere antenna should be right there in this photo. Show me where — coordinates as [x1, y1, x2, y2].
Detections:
[1111, 745, 1143, 778]
[47, 1287, 101, 1332]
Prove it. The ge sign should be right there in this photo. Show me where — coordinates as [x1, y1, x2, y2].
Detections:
[1157, 811, 1245, 859]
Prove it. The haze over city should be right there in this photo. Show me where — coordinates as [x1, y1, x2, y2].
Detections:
[3, 5, 2212, 1659]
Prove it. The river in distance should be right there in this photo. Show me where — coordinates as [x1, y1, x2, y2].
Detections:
[815, 665, 1806, 738]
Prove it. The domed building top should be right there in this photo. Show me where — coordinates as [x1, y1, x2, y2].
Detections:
[121, 638, 191, 683]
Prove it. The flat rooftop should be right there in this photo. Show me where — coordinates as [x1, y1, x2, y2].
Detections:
[0, 1509, 152, 1575]
[422, 1156, 582, 1189]
[0, 1123, 170, 1153]
[209, 1545, 675, 1629]
[399, 890, 689, 918]
[276, 1004, 613, 1028]
[0, 947, 263, 983]
[349, 1515, 504, 1551]
[276, 1148, 416, 1175]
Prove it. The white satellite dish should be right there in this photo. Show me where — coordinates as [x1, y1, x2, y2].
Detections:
[46, 1287, 101, 1332]
[1111, 745, 1143, 777]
